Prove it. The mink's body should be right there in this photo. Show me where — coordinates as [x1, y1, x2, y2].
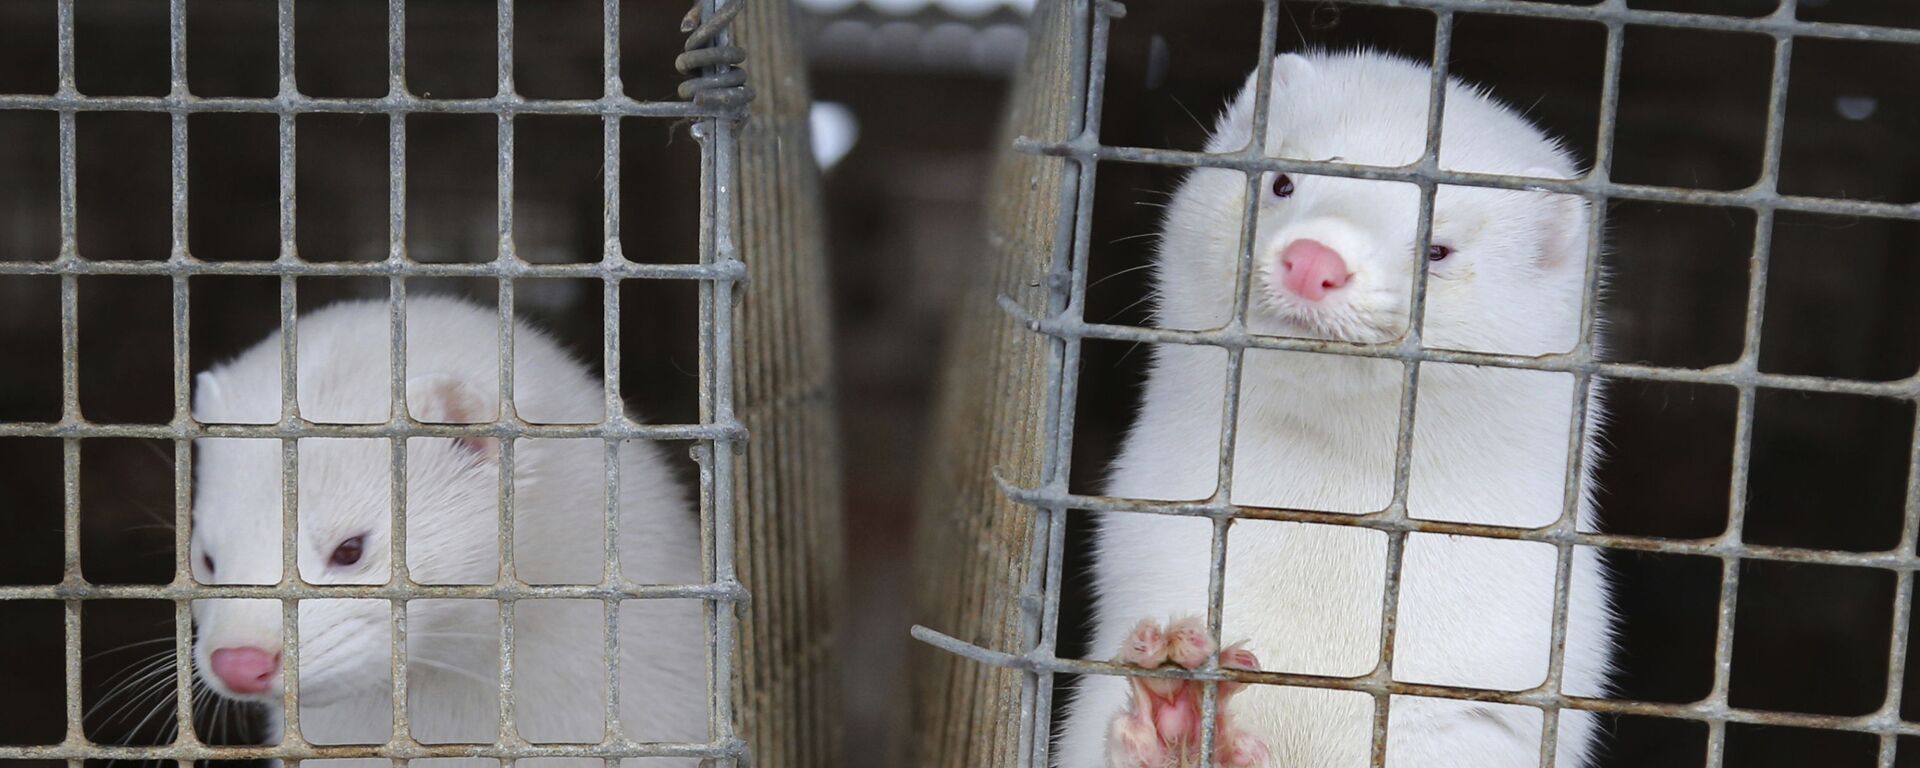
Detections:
[1057, 51, 1613, 768]
[189, 296, 704, 768]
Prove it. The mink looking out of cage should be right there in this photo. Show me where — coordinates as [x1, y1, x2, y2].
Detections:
[1055, 51, 1613, 768]
[185, 296, 704, 767]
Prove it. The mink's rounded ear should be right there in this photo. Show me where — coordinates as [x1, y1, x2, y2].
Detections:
[407, 373, 497, 461]
[1212, 77, 1261, 154]
[1213, 54, 1315, 154]
[1273, 53, 1316, 84]
[1523, 166, 1590, 271]
[192, 370, 222, 418]
[191, 368, 278, 424]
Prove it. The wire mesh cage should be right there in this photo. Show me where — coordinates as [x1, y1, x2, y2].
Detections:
[0, 0, 844, 766]
[910, 0, 1920, 766]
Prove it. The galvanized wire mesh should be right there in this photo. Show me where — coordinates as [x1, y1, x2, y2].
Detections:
[0, 0, 758, 765]
[911, 0, 1920, 766]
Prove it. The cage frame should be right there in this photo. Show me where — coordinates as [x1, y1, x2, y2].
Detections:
[0, 0, 754, 765]
[911, 0, 1920, 767]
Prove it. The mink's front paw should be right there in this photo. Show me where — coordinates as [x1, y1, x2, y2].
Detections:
[1104, 616, 1269, 768]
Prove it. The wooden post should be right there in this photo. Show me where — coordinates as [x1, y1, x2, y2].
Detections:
[731, 2, 846, 766]
[910, 2, 1077, 766]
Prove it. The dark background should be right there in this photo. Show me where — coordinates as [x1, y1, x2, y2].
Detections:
[2, 1, 1919, 767]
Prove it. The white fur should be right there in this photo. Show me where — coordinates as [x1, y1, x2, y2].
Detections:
[1055, 51, 1615, 767]
[188, 296, 705, 768]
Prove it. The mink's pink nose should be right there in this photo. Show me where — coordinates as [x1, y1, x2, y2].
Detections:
[209, 646, 280, 694]
[1279, 239, 1351, 302]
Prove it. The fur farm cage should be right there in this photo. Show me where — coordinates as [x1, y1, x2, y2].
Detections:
[908, 1, 1920, 768]
[0, 1, 844, 768]
[4, 0, 1920, 767]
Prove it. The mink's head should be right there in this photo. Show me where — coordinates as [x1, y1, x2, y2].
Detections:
[1155, 51, 1596, 364]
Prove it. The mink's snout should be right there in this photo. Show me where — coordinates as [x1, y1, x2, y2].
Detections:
[1278, 238, 1352, 302]
[209, 646, 281, 695]
[1260, 215, 1376, 314]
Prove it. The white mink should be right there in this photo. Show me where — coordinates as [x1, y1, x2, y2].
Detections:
[187, 296, 705, 768]
[1056, 51, 1614, 768]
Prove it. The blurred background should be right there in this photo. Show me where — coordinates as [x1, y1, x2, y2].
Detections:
[1, 0, 1917, 767]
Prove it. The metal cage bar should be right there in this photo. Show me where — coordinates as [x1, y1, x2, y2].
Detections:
[914, 0, 1920, 766]
[0, 0, 755, 765]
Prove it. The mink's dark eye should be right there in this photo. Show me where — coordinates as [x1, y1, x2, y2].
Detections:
[1269, 173, 1295, 199]
[329, 536, 365, 568]
[1427, 245, 1454, 262]
[200, 553, 215, 574]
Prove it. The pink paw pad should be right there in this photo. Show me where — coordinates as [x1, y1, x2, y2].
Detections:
[1164, 616, 1212, 670]
[1121, 619, 1170, 667]
[1104, 616, 1269, 768]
